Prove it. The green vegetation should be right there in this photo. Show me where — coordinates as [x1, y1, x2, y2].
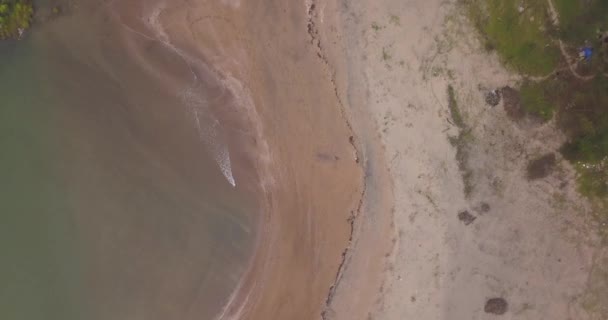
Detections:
[555, 0, 608, 45]
[382, 47, 391, 61]
[371, 22, 382, 32]
[466, 0, 560, 75]
[576, 165, 608, 198]
[447, 85, 474, 197]
[0, 0, 33, 40]
[520, 80, 554, 121]
[447, 85, 465, 128]
[465, 0, 608, 212]
[553, 0, 582, 29]
[389, 14, 400, 26]
[559, 76, 608, 161]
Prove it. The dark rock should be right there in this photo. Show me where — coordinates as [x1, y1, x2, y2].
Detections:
[484, 298, 508, 315]
[501, 86, 524, 120]
[458, 210, 477, 225]
[478, 202, 491, 213]
[526, 153, 557, 180]
[485, 89, 501, 106]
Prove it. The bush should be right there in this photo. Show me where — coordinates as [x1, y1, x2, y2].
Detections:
[0, 0, 33, 40]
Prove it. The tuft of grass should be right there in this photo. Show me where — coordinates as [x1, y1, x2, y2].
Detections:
[449, 130, 475, 198]
[448, 85, 465, 128]
[466, 0, 560, 75]
[382, 47, 391, 61]
[520, 80, 555, 121]
[371, 22, 381, 32]
[389, 14, 400, 26]
[447, 85, 474, 197]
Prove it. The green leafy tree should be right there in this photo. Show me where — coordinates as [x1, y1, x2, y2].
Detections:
[0, 0, 34, 40]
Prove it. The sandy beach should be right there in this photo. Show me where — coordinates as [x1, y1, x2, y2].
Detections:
[322, 0, 608, 319]
[113, 0, 608, 319]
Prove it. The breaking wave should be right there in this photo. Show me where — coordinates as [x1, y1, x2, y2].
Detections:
[121, 0, 238, 187]
[180, 86, 236, 187]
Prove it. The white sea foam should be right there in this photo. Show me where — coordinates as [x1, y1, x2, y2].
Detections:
[180, 86, 236, 187]
[140, 1, 236, 187]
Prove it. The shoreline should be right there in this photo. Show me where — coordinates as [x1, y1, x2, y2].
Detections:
[309, 1, 397, 318]
[125, 0, 608, 319]
[154, 1, 374, 319]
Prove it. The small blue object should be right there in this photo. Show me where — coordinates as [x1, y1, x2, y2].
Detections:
[583, 47, 593, 60]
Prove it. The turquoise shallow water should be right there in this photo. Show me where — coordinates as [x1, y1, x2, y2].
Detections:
[0, 1, 255, 318]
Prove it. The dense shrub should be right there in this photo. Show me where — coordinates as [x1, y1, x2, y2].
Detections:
[0, 0, 33, 40]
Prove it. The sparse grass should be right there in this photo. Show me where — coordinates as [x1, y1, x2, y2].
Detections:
[576, 165, 608, 199]
[559, 76, 608, 163]
[447, 85, 474, 198]
[389, 14, 400, 26]
[450, 130, 475, 198]
[466, 0, 608, 210]
[520, 80, 555, 121]
[466, 0, 560, 75]
[555, 0, 608, 45]
[382, 47, 391, 61]
[448, 85, 465, 128]
[553, 0, 582, 29]
[371, 22, 382, 32]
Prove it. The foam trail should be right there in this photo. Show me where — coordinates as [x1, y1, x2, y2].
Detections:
[181, 86, 236, 187]
[137, 1, 236, 187]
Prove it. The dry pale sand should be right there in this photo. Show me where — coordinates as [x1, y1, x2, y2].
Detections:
[319, 0, 608, 319]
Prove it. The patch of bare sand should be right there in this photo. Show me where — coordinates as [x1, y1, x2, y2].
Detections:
[321, 0, 608, 319]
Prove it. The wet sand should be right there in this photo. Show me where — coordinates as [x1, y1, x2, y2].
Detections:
[145, 0, 368, 319]
[51, 0, 608, 319]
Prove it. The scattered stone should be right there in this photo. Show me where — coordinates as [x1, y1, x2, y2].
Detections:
[485, 297, 508, 315]
[473, 202, 491, 214]
[527, 153, 557, 180]
[458, 210, 477, 225]
[485, 89, 501, 107]
[316, 153, 339, 161]
[481, 202, 490, 212]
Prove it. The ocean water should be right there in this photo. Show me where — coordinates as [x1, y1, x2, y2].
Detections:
[0, 1, 255, 318]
